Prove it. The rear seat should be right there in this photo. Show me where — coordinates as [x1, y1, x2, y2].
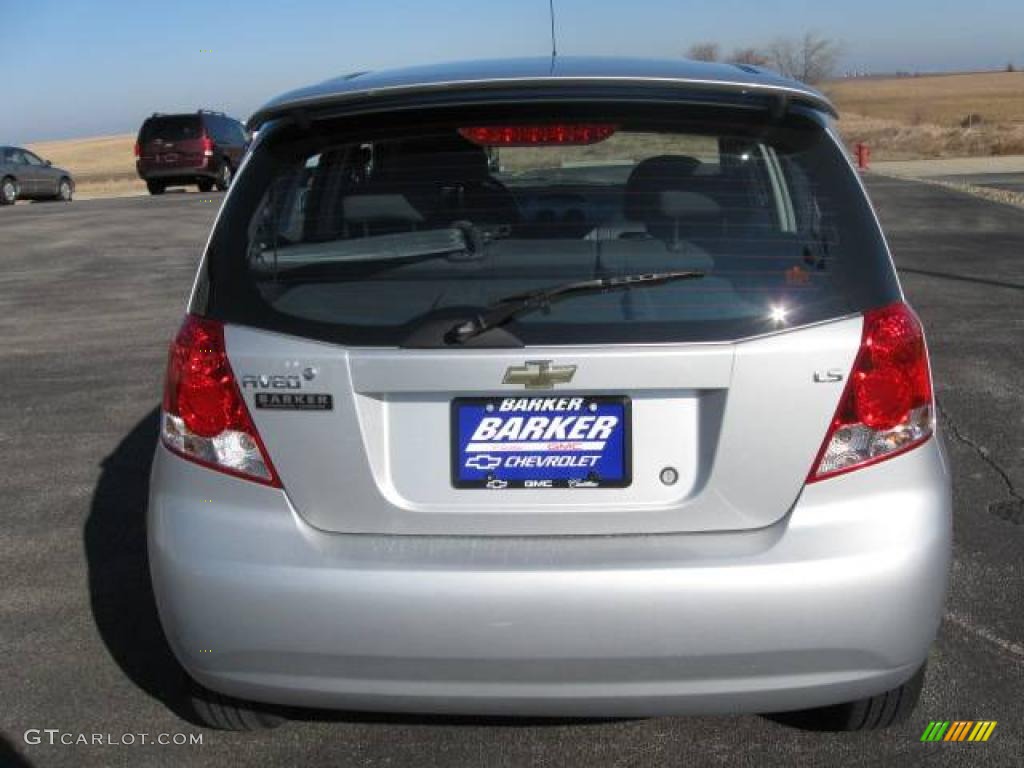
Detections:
[596, 238, 714, 274]
[591, 154, 774, 247]
[371, 134, 519, 226]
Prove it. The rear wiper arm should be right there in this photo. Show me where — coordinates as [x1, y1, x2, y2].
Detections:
[444, 270, 705, 345]
[251, 221, 497, 277]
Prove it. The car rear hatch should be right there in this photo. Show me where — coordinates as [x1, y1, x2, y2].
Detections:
[139, 115, 205, 171]
[189, 93, 903, 536]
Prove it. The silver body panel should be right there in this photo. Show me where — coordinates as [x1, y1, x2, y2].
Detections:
[149, 436, 950, 715]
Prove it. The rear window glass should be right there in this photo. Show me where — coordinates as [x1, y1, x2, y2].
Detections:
[141, 116, 201, 143]
[202, 105, 898, 346]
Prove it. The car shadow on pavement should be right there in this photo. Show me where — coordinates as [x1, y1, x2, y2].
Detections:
[84, 408, 195, 723]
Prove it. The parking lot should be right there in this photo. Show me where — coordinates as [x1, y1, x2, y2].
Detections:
[1, 179, 1021, 767]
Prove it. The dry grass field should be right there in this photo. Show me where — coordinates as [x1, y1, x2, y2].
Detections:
[26, 134, 143, 198]
[827, 71, 1024, 160]
[827, 71, 1024, 125]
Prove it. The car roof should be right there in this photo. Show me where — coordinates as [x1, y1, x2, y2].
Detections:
[248, 56, 837, 129]
[145, 111, 233, 122]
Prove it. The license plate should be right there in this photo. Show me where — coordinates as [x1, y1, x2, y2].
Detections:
[451, 396, 631, 489]
[159, 153, 178, 163]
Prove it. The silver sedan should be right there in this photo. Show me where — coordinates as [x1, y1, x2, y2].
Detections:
[0, 145, 74, 204]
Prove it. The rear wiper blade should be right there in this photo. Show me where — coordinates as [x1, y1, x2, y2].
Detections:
[444, 270, 705, 345]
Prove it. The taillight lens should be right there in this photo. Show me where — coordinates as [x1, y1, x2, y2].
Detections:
[458, 124, 618, 146]
[134, 141, 141, 158]
[161, 315, 280, 486]
[200, 135, 214, 156]
[808, 303, 933, 482]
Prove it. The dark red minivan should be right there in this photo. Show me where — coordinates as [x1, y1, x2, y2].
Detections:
[135, 110, 248, 195]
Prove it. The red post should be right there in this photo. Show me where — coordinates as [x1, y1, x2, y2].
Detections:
[855, 142, 871, 171]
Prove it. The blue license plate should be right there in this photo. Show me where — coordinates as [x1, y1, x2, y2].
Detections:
[451, 396, 631, 489]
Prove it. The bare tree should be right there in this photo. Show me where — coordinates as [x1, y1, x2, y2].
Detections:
[687, 42, 720, 62]
[767, 32, 841, 84]
[728, 47, 770, 67]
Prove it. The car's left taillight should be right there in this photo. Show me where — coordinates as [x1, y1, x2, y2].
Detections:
[807, 302, 934, 482]
[161, 315, 280, 487]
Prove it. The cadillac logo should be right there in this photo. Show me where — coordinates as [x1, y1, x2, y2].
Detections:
[502, 360, 576, 389]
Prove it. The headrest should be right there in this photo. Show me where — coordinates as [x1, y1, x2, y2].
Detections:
[659, 190, 721, 219]
[623, 155, 701, 222]
[384, 133, 489, 181]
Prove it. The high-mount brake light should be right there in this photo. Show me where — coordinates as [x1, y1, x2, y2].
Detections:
[458, 124, 618, 146]
[808, 302, 934, 482]
[161, 315, 280, 487]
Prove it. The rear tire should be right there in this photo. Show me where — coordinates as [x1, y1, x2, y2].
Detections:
[1, 176, 17, 205]
[188, 678, 285, 731]
[146, 180, 165, 195]
[57, 177, 73, 202]
[769, 663, 926, 731]
[197, 179, 214, 193]
[214, 161, 233, 191]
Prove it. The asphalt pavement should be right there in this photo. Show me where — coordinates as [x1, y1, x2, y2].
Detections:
[0, 181, 1021, 767]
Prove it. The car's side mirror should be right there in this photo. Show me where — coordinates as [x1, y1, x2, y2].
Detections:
[44, 160, 52, 167]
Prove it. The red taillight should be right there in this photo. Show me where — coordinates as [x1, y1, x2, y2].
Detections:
[458, 124, 618, 146]
[161, 315, 280, 486]
[200, 135, 214, 156]
[134, 141, 141, 158]
[808, 302, 934, 482]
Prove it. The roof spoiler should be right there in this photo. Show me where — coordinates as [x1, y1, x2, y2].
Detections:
[247, 77, 837, 131]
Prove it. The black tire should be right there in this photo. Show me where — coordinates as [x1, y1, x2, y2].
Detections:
[147, 180, 166, 196]
[57, 177, 73, 202]
[769, 663, 926, 731]
[1, 176, 17, 205]
[214, 161, 233, 191]
[188, 678, 285, 731]
[198, 179, 214, 193]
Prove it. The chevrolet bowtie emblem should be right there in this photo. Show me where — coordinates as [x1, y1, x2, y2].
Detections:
[503, 361, 577, 389]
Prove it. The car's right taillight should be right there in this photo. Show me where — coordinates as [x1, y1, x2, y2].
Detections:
[808, 302, 934, 482]
[161, 315, 280, 487]
[200, 135, 214, 157]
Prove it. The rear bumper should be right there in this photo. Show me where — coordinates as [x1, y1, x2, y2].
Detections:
[148, 438, 951, 716]
[136, 161, 215, 181]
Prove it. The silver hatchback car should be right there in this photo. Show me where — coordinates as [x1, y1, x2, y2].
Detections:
[148, 58, 951, 731]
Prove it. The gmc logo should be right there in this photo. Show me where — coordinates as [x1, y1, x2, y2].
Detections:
[241, 374, 302, 390]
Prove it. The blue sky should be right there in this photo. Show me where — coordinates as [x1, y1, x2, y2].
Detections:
[4, 0, 1023, 143]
